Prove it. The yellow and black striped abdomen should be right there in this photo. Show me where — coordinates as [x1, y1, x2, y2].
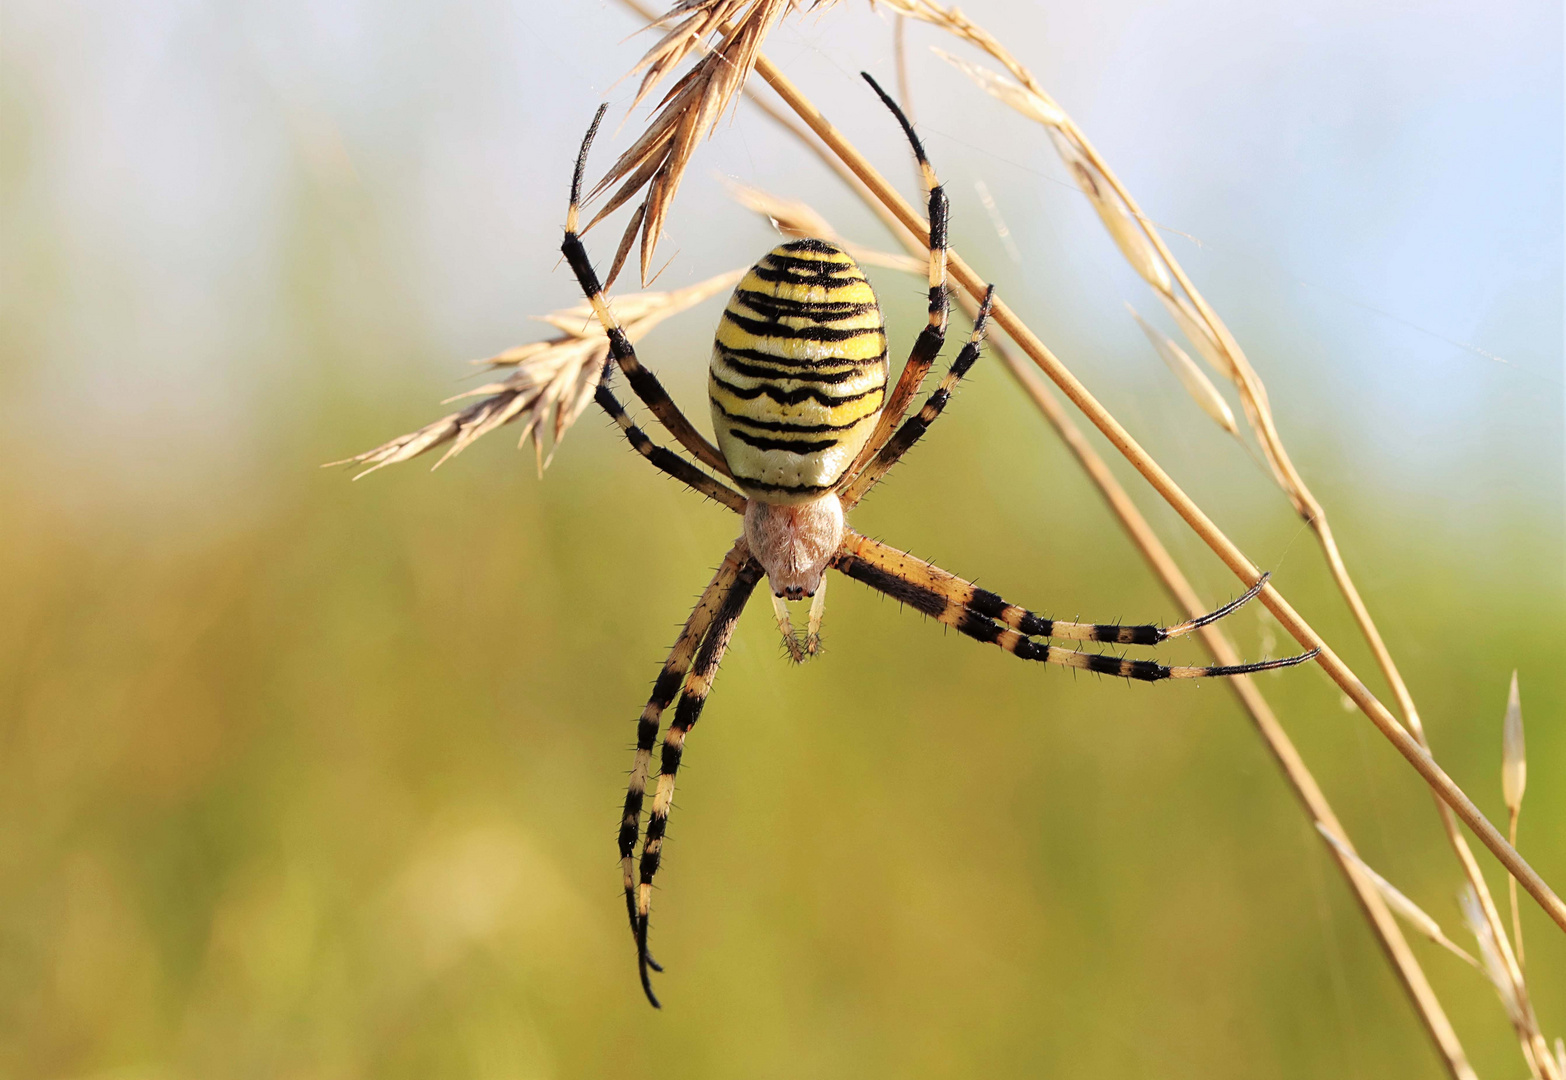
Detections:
[709, 239, 888, 504]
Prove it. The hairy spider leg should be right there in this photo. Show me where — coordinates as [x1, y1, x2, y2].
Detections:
[617, 539, 752, 973]
[839, 73, 954, 485]
[833, 531, 1317, 680]
[635, 557, 765, 1006]
[594, 373, 746, 513]
[845, 287, 995, 507]
[562, 103, 735, 479]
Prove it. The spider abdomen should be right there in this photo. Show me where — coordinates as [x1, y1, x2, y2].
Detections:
[709, 239, 888, 504]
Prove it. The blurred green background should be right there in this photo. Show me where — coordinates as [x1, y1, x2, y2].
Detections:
[2, 1, 1562, 1077]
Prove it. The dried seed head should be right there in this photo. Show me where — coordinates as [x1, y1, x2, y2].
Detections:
[1128, 304, 1238, 435]
[1459, 884, 1526, 1027]
[591, 0, 811, 284]
[1046, 130, 1171, 294]
[1314, 824, 1475, 967]
[1502, 670, 1526, 814]
[1157, 291, 1237, 381]
[332, 269, 743, 477]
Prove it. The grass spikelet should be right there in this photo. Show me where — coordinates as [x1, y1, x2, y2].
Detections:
[1156, 291, 1237, 381]
[1314, 825, 1476, 966]
[1503, 670, 1526, 816]
[928, 46, 1064, 127]
[332, 269, 742, 477]
[1502, 669, 1527, 966]
[1052, 134, 1172, 293]
[1128, 303, 1237, 435]
[1460, 884, 1531, 1032]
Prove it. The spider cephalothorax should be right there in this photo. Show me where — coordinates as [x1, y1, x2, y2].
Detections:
[561, 74, 1316, 1007]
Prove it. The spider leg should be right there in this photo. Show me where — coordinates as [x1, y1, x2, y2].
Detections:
[839, 74, 953, 486]
[770, 593, 806, 663]
[617, 539, 752, 978]
[833, 530, 1317, 680]
[635, 556, 764, 1007]
[843, 287, 995, 508]
[805, 574, 827, 657]
[594, 372, 746, 513]
[562, 105, 734, 479]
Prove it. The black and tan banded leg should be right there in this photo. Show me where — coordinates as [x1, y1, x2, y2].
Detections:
[841, 73, 953, 484]
[634, 557, 764, 1007]
[844, 286, 996, 508]
[617, 538, 752, 971]
[563, 104, 734, 480]
[833, 530, 1317, 681]
[594, 371, 746, 513]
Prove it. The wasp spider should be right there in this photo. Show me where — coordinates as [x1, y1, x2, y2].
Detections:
[563, 74, 1316, 1007]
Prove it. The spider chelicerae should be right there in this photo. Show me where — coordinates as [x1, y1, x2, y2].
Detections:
[562, 74, 1316, 1007]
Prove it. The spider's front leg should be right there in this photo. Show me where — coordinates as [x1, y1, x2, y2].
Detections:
[561, 104, 734, 480]
[833, 530, 1318, 680]
[841, 73, 955, 484]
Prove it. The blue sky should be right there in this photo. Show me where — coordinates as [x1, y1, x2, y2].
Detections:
[3, 0, 1560, 522]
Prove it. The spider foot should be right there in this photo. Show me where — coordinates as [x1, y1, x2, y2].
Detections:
[779, 631, 806, 664]
[636, 918, 663, 1008]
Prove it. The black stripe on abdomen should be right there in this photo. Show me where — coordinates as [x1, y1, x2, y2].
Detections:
[721, 309, 885, 343]
[724, 429, 839, 455]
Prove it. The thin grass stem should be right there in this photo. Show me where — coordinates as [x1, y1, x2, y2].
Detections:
[891, 3, 1551, 1041]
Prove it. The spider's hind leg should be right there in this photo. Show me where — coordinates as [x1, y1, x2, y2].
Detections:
[633, 554, 764, 1007]
[616, 539, 751, 992]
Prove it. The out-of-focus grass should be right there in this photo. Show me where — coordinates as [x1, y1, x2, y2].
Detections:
[0, 303, 1560, 1076]
[1, 4, 1560, 1064]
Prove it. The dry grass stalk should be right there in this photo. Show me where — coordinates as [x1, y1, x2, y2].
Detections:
[899, 0, 1536, 910]
[335, 269, 742, 477]
[873, 0, 1558, 1064]
[707, 90, 1478, 1077]
[588, 0, 820, 285]
[744, 43, 1566, 946]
